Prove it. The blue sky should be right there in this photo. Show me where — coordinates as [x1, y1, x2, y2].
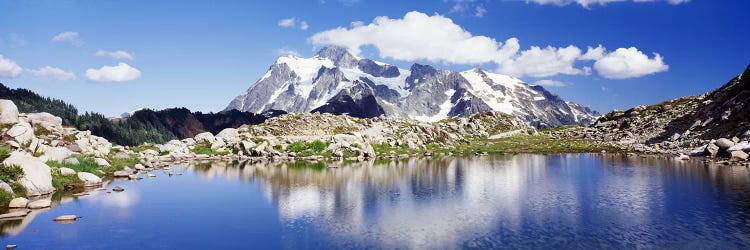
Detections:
[0, 0, 748, 116]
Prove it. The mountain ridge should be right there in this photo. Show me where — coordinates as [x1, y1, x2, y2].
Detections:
[226, 46, 599, 128]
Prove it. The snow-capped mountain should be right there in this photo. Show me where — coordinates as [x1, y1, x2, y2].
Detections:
[226, 46, 599, 128]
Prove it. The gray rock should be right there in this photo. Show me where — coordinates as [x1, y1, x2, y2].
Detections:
[216, 128, 240, 144]
[62, 157, 80, 165]
[704, 143, 720, 158]
[59, 167, 76, 176]
[113, 170, 133, 177]
[0, 210, 30, 220]
[112, 186, 125, 192]
[94, 158, 111, 167]
[133, 164, 145, 170]
[716, 138, 735, 150]
[731, 151, 749, 161]
[6, 122, 34, 144]
[0, 100, 19, 125]
[66, 143, 83, 153]
[41, 147, 73, 163]
[27, 199, 51, 209]
[3, 151, 55, 196]
[194, 132, 215, 143]
[113, 151, 130, 159]
[53, 215, 77, 221]
[210, 139, 226, 151]
[77, 172, 102, 187]
[8, 197, 28, 208]
[27, 112, 63, 131]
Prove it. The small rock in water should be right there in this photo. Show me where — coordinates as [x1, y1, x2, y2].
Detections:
[6, 244, 18, 249]
[27, 199, 51, 209]
[53, 215, 77, 222]
[73, 193, 88, 197]
[147, 173, 156, 178]
[112, 186, 125, 192]
[675, 154, 690, 161]
[128, 174, 140, 180]
[113, 170, 131, 178]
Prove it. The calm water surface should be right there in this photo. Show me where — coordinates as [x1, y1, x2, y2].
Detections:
[2, 154, 750, 249]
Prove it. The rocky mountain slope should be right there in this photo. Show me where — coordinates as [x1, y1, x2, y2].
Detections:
[226, 46, 599, 128]
[582, 64, 750, 160]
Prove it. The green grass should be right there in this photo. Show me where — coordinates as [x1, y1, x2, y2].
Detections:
[34, 126, 53, 137]
[10, 183, 25, 197]
[0, 189, 12, 207]
[0, 146, 11, 162]
[47, 154, 139, 177]
[107, 154, 141, 172]
[332, 126, 356, 135]
[51, 171, 83, 191]
[47, 158, 99, 174]
[371, 142, 421, 155]
[283, 140, 332, 157]
[62, 133, 77, 143]
[191, 142, 229, 156]
[0, 164, 23, 183]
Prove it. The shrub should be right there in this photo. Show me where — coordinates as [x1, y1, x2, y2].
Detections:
[0, 164, 23, 183]
[0, 146, 11, 162]
[191, 142, 229, 156]
[34, 126, 52, 137]
[51, 171, 83, 191]
[284, 140, 330, 157]
[0, 189, 13, 206]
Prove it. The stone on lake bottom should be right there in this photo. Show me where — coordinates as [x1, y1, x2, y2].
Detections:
[53, 215, 77, 221]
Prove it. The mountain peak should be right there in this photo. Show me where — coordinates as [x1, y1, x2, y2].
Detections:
[315, 45, 359, 68]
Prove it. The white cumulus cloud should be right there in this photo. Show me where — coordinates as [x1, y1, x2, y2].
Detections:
[498, 45, 587, 77]
[310, 11, 520, 65]
[85, 63, 141, 82]
[52, 31, 84, 46]
[310, 11, 669, 79]
[0, 55, 23, 78]
[28, 66, 76, 81]
[593, 47, 669, 79]
[95, 50, 135, 60]
[278, 17, 296, 28]
[278, 17, 310, 30]
[525, 0, 689, 8]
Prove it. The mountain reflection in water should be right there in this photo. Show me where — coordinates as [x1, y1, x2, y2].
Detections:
[2, 154, 750, 249]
